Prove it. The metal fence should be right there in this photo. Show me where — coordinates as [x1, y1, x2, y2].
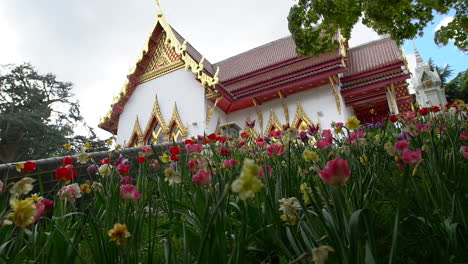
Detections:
[0, 143, 176, 196]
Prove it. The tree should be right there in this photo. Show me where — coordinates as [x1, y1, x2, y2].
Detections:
[0, 63, 109, 163]
[428, 58, 453, 87]
[444, 69, 468, 101]
[288, 0, 467, 56]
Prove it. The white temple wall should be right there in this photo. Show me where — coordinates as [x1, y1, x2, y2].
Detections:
[117, 68, 205, 144]
[224, 84, 354, 134]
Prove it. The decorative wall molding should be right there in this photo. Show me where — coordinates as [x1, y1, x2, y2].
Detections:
[206, 96, 223, 128]
[167, 102, 189, 140]
[292, 101, 313, 129]
[127, 116, 144, 147]
[329, 76, 342, 115]
[265, 110, 282, 135]
[143, 95, 169, 144]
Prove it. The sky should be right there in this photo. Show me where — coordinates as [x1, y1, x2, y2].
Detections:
[0, 0, 466, 138]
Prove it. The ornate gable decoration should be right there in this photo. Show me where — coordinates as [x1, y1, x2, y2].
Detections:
[265, 110, 282, 135]
[137, 31, 184, 83]
[292, 102, 313, 129]
[167, 102, 189, 140]
[143, 95, 169, 139]
[127, 116, 144, 147]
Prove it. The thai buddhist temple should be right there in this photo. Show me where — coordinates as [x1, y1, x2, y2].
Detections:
[98, 9, 413, 147]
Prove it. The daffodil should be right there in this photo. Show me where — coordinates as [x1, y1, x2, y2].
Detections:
[16, 163, 24, 172]
[346, 116, 360, 130]
[84, 141, 91, 150]
[98, 164, 113, 177]
[77, 148, 90, 164]
[164, 167, 181, 185]
[161, 153, 171, 163]
[106, 138, 113, 145]
[303, 149, 319, 162]
[300, 183, 313, 205]
[231, 159, 263, 200]
[108, 223, 131, 246]
[25, 193, 43, 204]
[7, 198, 36, 228]
[10, 177, 35, 196]
[278, 197, 302, 225]
[63, 143, 72, 150]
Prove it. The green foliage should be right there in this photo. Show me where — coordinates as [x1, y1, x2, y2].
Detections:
[445, 69, 468, 102]
[1, 105, 468, 263]
[0, 63, 109, 163]
[288, 0, 467, 56]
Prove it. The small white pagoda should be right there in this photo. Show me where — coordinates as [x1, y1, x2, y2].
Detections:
[412, 43, 447, 107]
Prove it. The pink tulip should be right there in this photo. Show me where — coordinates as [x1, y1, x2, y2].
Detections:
[32, 203, 45, 225]
[460, 131, 468, 141]
[120, 184, 142, 201]
[0, 180, 3, 195]
[258, 166, 272, 179]
[461, 146, 468, 159]
[316, 135, 333, 149]
[185, 143, 203, 154]
[394, 140, 410, 154]
[266, 144, 285, 157]
[120, 176, 135, 185]
[192, 170, 212, 186]
[318, 157, 351, 186]
[223, 159, 237, 168]
[402, 149, 422, 167]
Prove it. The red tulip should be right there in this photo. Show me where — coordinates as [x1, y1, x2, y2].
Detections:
[23, 161, 36, 173]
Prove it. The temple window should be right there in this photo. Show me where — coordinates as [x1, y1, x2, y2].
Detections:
[170, 124, 183, 142]
[221, 123, 241, 138]
[147, 122, 165, 145]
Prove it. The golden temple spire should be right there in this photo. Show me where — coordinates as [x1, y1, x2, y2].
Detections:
[155, 0, 163, 17]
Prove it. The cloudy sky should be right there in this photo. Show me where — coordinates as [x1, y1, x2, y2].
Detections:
[0, 0, 465, 138]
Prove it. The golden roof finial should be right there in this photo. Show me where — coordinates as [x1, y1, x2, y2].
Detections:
[155, 0, 163, 17]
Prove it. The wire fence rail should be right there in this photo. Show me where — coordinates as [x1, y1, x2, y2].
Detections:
[0, 143, 176, 195]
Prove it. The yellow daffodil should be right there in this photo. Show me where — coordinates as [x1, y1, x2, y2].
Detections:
[84, 142, 91, 150]
[108, 223, 131, 246]
[231, 159, 263, 200]
[7, 198, 36, 228]
[303, 149, 319, 162]
[63, 143, 72, 150]
[278, 197, 302, 225]
[80, 183, 92, 194]
[161, 153, 171, 163]
[16, 163, 24, 172]
[25, 193, 43, 204]
[300, 183, 313, 205]
[106, 138, 113, 145]
[346, 116, 360, 130]
[359, 155, 368, 165]
[115, 144, 122, 151]
[10, 177, 35, 196]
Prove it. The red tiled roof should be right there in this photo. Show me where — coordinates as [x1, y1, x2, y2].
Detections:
[214, 33, 341, 82]
[344, 38, 403, 77]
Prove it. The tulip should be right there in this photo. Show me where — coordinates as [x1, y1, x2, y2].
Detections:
[318, 158, 351, 186]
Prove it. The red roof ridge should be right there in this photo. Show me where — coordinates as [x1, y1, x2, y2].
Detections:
[214, 35, 292, 65]
[348, 36, 393, 51]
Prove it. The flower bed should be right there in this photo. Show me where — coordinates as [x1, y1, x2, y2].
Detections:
[1, 101, 468, 263]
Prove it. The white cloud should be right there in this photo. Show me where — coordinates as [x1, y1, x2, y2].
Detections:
[348, 20, 381, 48]
[434, 16, 454, 31]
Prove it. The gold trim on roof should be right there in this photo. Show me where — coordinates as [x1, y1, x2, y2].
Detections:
[126, 116, 144, 147]
[292, 101, 313, 129]
[329, 76, 342, 115]
[252, 98, 264, 133]
[206, 96, 223, 129]
[143, 95, 169, 137]
[265, 110, 282, 135]
[167, 102, 189, 140]
[215, 117, 222, 134]
[278, 91, 289, 125]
